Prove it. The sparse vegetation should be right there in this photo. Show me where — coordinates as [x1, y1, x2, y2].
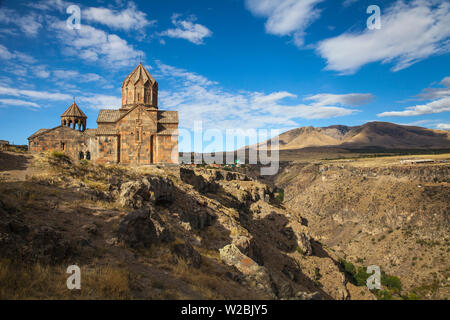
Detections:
[275, 188, 284, 203]
[0, 259, 131, 300]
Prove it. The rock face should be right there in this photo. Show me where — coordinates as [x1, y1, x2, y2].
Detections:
[150, 210, 173, 243]
[296, 232, 313, 256]
[117, 209, 158, 248]
[180, 168, 219, 194]
[220, 244, 276, 298]
[118, 176, 174, 208]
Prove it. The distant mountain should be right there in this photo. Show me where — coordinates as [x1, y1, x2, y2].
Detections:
[250, 122, 450, 150]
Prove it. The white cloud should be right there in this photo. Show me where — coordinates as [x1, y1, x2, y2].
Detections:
[378, 76, 450, 117]
[0, 9, 43, 36]
[50, 19, 143, 67]
[0, 45, 15, 60]
[304, 93, 373, 106]
[0, 99, 40, 108]
[436, 123, 450, 130]
[0, 85, 72, 101]
[317, 0, 450, 74]
[418, 77, 450, 100]
[245, 0, 323, 47]
[441, 77, 450, 88]
[52, 70, 104, 83]
[161, 14, 212, 45]
[156, 61, 217, 86]
[342, 0, 358, 7]
[0, 85, 120, 110]
[32, 65, 51, 79]
[0, 45, 36, 64]
[28, 0, 69, 12]
[378, 97, 450, 117]
[157, 62, 369, 131]
[78, 94, 121, 110]
[84, 2, 156, 31]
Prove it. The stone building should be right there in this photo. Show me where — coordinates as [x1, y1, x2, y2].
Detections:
[28, 63, 179, 165]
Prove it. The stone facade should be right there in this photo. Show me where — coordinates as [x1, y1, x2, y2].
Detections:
[28, 63, 179, 165]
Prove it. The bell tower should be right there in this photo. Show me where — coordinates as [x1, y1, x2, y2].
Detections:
[121, 62, 158, 111]
[61, 99, 87, 131]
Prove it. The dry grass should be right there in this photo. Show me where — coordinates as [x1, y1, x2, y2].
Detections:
[83, 179, 110, 192]
[0, 260, 131, 300]
[330, 153, 450, 168]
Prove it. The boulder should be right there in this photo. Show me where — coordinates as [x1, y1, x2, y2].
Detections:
[117, 209, 158, 248]
[219, 244, 275, 298]
[295, 291, 323, 300]
[296, 232, 313, 256]
[118, 176, 174, 208]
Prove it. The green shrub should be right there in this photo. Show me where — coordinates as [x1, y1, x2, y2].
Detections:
[79, 159, 89, 165]
[275, 189, 284, 203]
[381, 274, 402, 293]
[373, 289, 394, 300]
[354, 267, 371, 286]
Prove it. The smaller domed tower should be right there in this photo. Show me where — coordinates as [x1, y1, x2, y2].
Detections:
[121, 62, 158, 110]
[61, 100, 87, 132]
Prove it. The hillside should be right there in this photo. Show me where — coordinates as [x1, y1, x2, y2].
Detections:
[270, 154, 450, 299]
[249, 122, 450, 151]
[0, 150, 378, 300]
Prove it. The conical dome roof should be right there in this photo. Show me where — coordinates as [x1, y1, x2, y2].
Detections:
[61, 101, 87, 118]
[122, 62, 156, 87]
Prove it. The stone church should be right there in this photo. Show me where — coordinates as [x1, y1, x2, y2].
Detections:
[28, 63, 179, 165]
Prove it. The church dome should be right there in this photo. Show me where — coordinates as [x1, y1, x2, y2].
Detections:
[121, 63, 158, 110]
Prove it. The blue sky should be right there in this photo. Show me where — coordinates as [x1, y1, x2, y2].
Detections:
[0, 0, 449, 152]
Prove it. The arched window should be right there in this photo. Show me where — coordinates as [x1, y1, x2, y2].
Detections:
[79, 151, 84, 160]
[86, 151, 91, 160]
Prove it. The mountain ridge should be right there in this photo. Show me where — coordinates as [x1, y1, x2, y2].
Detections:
[249, 122, 450, 151]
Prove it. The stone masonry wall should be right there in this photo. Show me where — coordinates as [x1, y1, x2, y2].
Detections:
[29, 126, 86, 160]
[117, 107, 157, 165]
[90, 135, 119, 165]
[156, 134, 178, 163]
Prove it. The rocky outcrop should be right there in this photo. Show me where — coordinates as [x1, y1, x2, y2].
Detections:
[118, 176, 174, 208]
[180, 168, 253, 194]
[220, 244, 276, 298]
[295, 231, 313, 256]
[117, 208, 174, 248]
[180, 168, 219, 194]
[150, 210, 173, 243]
[117, 209, 158, 248]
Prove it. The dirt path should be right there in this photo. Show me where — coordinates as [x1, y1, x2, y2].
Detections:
[0, 151, 35, 181]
